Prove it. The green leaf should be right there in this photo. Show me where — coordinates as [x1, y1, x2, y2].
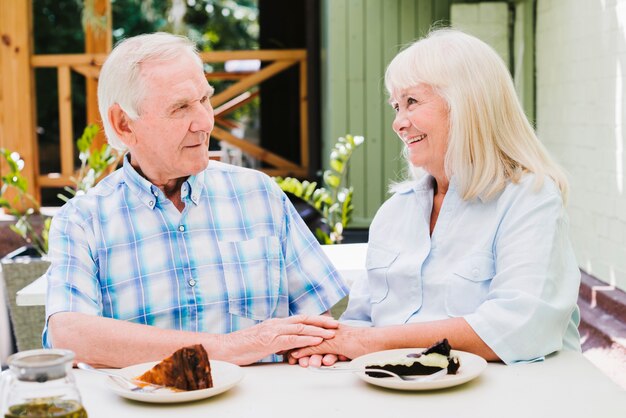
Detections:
[330, 159, 343, 174]
[323, 171, 340, 188]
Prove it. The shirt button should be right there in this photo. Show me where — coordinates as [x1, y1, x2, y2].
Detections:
[472, 268, 480, 277]
[188, 279, 196, 286]
[178, 225, 185, 232]
[153, 190, 158, 197]
[148, 200, 154, 206]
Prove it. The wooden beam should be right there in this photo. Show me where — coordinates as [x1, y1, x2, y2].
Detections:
[0, 0, 40, 207]
[299, 58, 309, 170]
[58, 66, 74, 177]
[211, 60, 297, 107]
[31, 53, 108, 67]
[198, 49, 306, 62]
[211, 126, 302, 171]
[84, 0, 111, 149]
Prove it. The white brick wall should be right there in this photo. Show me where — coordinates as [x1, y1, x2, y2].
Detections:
[537, 0, 626, 290]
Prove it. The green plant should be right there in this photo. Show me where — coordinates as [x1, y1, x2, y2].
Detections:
[0, 149, 49, 256]
[274, 134, 364, 245]
[0, 124, 118, 256]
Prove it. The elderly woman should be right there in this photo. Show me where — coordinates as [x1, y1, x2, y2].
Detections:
[291, 29, 581, 366]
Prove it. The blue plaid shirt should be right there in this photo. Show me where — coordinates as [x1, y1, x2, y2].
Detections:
[44, 157, 348, 361]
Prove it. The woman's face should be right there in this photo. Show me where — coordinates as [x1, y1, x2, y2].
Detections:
[391, 84, 449, 179]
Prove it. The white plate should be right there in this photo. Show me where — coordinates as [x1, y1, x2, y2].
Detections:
[349, 348, 487, 391]
[106, 360, 244, 403]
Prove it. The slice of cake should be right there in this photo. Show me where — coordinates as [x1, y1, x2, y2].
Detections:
[137, 344, 213, 391]
[365, 339, 460, 378]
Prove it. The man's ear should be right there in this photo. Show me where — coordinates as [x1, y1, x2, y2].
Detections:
[108, 104, 136, 147]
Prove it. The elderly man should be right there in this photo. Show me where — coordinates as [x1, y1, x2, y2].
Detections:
[44, 33, 347, 368]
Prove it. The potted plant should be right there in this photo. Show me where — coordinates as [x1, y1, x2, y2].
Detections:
[0, 124, 117, 351]
[274, 134, 364, 245]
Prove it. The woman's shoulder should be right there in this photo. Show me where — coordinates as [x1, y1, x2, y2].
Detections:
[505, 173, 561, 199]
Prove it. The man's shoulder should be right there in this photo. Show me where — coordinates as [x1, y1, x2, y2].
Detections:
[55, 169, 123, 217]
[202, 161, 281, 192]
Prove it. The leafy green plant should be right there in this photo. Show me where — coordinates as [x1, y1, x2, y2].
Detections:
[274, 134, 364, 245]
[0, 124, 118, 256]
[57, 124, 117, 202]
[0, 149, 49, 256]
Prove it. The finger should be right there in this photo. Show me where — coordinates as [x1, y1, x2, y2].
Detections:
[338, 355, 349, 361]
[275, 323, 336, 339]
[287, 355, 297, 365]
[291, 344, 326, 359]
[285, 314, 339, 329]
[275, 336, 323, 353]
[298, 356, 310, 367]
[322, 354, 338, 366]
[308, 354, 323, 368]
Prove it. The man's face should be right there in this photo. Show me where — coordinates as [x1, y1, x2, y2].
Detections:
[127, 53, 214, 184]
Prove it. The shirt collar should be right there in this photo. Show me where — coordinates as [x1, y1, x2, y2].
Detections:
[121, 154, 205, 209]
[394, 174, 459, 196]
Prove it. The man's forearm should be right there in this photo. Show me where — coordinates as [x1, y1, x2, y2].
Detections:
[48, 312, 230, 368]
[48, 311, 339, 368]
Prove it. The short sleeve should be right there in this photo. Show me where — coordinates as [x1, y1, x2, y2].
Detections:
[464, 180, 581, 364]
[280, 194, 348, 315]
[43, 205, 101, 347]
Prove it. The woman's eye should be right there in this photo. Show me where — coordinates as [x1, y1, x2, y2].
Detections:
[407, 97, 417, 105]
[392, 103, 399, 113]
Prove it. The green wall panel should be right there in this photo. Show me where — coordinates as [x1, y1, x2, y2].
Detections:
[322, 0, 451, 227]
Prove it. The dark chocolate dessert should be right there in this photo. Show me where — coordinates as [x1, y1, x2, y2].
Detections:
[365, 339, 460, 378]
[137, 344, 213, 391]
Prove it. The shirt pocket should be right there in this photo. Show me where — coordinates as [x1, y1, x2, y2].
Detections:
[218, 235, 282, 321]
[366, 246, 399, 304]
[445, 253, 495, 317]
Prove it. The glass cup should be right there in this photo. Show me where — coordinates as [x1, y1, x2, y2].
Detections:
[0, 349, 87, 417]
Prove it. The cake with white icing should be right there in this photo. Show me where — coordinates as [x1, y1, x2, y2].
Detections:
[365, 339, 460, 378]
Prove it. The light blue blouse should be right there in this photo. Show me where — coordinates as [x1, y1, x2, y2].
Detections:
[341, 174, 581, 364]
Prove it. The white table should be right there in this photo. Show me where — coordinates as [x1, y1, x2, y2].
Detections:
[15, 243, 367, 307]
[66, 351, 625, 418]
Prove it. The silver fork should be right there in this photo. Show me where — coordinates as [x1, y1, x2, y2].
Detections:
[310, 366, 448, 382]
[76, 362, 166, 392]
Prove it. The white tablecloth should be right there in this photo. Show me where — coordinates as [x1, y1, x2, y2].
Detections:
[64, 351, 626, 418]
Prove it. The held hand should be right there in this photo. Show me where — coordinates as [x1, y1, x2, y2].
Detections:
[289, 324, 375, 365]
[223, 314, 339, 365]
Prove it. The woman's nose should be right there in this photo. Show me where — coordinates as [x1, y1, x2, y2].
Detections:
[392, 111, 410, 134]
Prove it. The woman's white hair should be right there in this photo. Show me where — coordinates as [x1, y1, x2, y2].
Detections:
[385, 28, 569, 202]
[98, 32, 203, 151]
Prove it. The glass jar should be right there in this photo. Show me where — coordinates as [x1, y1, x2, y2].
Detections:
[0, 349, 87, 417]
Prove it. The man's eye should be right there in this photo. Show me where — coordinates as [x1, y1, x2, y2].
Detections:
[200, 96, 208, 104]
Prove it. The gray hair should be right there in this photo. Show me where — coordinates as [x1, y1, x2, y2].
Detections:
[98, 32, 203, 151]
[385, 28, 569, 202]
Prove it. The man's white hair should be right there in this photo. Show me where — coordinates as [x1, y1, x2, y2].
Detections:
[98, 32, 203, 151]
[385, 28, 569, 202]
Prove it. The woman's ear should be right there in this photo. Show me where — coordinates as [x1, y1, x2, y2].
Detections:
[108, 104, 136, 147]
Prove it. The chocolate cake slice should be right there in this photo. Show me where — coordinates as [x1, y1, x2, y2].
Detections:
[365, 339, 460, 378]
[137, 344, 213, 391]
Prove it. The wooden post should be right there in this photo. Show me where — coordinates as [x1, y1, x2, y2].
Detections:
[0, 0, 40, 208]
[84, 0, 112, 149]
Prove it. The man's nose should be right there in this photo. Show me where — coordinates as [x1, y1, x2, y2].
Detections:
[190, 102, 214, 133]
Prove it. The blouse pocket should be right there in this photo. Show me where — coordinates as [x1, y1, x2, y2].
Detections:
[365, 246, 399, 304]
[445, 253, 495, 317]
[218, 235, 282, 321]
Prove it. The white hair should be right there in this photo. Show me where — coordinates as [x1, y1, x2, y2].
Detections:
[98, 32, 203, 151]
[385, 28, 569, 203]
